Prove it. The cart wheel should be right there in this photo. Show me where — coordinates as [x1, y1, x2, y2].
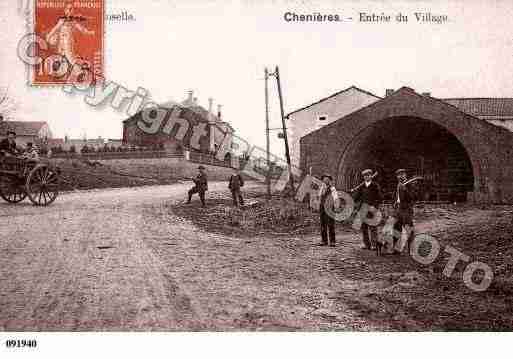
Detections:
[0, 177, 27, 203]
[26, 164, 59, 206]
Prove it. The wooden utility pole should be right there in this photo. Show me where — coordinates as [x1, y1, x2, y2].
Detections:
[264, 68, 271, 199]
[274, 66, 294, 191]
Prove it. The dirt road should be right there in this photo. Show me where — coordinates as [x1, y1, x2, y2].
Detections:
[0, 183, 510, 331]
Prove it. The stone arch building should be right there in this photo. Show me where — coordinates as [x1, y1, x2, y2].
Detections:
[300, 87, 513, 203]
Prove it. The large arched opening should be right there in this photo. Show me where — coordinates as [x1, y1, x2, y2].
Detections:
[337, 116, 475, 202]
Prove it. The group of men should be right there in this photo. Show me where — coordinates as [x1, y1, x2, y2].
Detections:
[317, 168, 416, 255]
[187, 164, 416, 255]
[3, 133, 416, 256]
[186, 165, 245, 207]
[0, 131, 39, 160]
[3, 132, 414, 254]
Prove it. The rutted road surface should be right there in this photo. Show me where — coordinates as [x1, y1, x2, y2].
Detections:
[0, 182, 372, 330]
[1, 183, 216, 330]
[2, 183, 505, 331]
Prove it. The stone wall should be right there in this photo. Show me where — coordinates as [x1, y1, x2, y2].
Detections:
[50, 155, 244, 194]
[300, 87, 513, 204]
[54, 156, 238, 182]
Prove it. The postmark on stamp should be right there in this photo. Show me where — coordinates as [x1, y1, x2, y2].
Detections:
[32, 0, 104, 85]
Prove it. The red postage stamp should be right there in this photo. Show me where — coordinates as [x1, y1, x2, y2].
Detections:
[32, 0, 104, 85]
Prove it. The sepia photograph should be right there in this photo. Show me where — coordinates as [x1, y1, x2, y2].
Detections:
[1, 0, 513, 357]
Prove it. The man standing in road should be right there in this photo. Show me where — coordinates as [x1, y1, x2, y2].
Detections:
[228, 168, 244, 207]
[187, 165, 208, 207]
[353, 169, 383, 251]
[318, 173, 339, 247]
[392, 168, 416, 254]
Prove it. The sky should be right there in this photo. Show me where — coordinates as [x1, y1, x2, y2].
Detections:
[1, 0, 513, 157]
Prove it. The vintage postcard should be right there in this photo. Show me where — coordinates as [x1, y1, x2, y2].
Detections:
[31, 0, 104, 85]
[1, 0, 513, 357]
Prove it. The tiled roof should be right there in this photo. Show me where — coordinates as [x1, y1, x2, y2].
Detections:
[0, 121, 47, 136]
[442, 98, 513, 118]
[123, 103, 224, 124]
[160, 99, 223, 122]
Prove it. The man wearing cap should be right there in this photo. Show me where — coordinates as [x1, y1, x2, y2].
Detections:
[0, 131, 20, 157]
[318, 173, 339, 247]
[353, 169, 383, 250]
[187, 165, 208, 207]
[392, 168, 416, 254]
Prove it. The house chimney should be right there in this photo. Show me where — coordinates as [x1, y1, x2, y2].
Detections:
[217, 104, 222, 119]
[186, 90, 193, 104]
[208, 98, 215, 152]
[208, 98, 214, 120]
[422, 92, 431, 97]
[385, 89, 394, 97]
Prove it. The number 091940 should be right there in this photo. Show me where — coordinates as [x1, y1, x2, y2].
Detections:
[5, 339, 37, 348]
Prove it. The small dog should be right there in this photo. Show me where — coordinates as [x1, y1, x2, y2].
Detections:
[381, 216, 397, 255]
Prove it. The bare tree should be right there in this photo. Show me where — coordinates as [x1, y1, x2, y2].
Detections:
[0, 86, 18, 121]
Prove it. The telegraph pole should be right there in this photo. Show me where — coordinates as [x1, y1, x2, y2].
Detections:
[264, 68, 271, 199]
[274, 66, 294, 191]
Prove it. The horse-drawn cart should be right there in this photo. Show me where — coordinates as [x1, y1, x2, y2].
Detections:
[0, 157, 60, 206]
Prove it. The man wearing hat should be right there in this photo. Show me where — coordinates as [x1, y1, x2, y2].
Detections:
[392, 168, 416, 254]
[318, 173, 339, 247]
[187, 165, 208, 207]
[228, 167, 245, 207]
[0, 131, 20, 157]
[353, 169, 383, 250]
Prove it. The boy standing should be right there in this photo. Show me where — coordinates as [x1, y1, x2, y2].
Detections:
[187, 165, 208, 207]
[318, 174, 339, 247]
[228, 169, 244, 206]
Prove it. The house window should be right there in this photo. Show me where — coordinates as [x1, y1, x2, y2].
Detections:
[316, 115, 328, 129]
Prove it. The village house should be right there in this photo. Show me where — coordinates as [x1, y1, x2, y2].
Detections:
[122, 90, 234, 155]
[443, 97, 513, 132]
[286, 86, 382, 167]
[0, 119, 52, 147]
[287, 87, 513, 170]
[300, 87, 513, 204]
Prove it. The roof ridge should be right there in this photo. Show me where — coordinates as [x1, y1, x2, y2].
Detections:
[301, 86, 503, 141]
[0, 120, 48, 136]
[442, 97, 513, 100]
[287, 85, 381, 118]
